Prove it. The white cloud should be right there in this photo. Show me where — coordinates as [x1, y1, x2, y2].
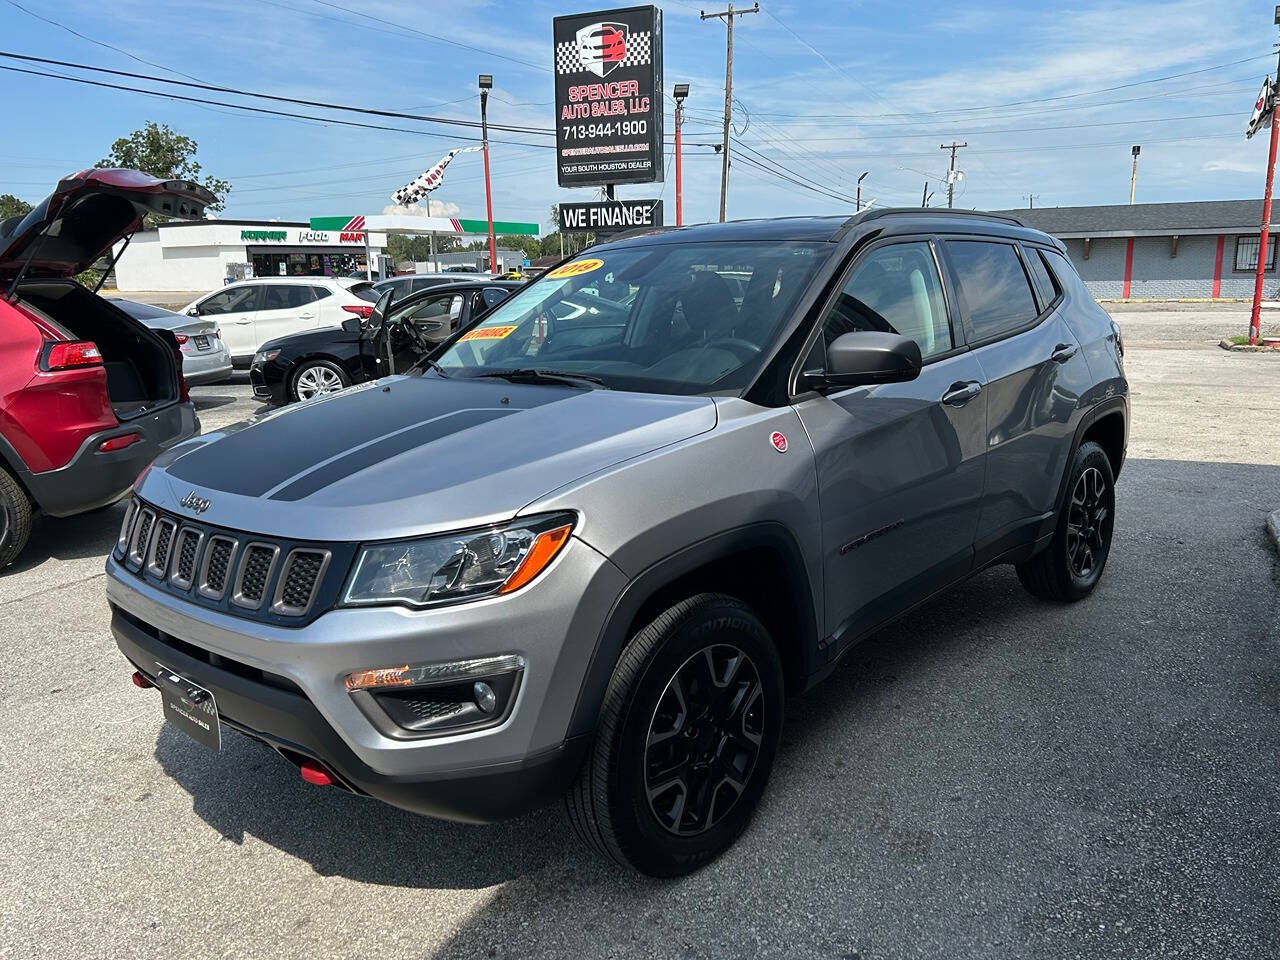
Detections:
[381, 200, 461, 217]
[1203, 157, 1265, 175]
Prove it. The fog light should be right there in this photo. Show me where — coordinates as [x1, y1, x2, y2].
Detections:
[474, 681, 497, 714]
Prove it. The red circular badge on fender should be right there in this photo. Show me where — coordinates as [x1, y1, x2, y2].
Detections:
[770, 431, 788, 453]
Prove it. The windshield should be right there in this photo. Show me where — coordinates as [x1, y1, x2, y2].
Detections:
[432, 241, 830, 395]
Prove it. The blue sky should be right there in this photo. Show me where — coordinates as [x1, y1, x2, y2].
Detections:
[1, 0, 1276, 231]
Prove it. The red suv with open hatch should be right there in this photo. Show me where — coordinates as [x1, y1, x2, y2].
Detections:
[0, 169, 212, 568]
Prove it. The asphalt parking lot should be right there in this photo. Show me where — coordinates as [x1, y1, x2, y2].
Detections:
[1, 305, 1277, 960]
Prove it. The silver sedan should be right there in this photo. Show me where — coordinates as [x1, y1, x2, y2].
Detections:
[108, 298, 233, 386]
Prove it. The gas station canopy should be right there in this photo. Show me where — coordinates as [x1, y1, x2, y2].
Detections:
[309, 215, 538, 236]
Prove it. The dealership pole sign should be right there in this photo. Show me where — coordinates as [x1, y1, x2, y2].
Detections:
[559, 199, 663, 233]
[553, 6, 664, 187]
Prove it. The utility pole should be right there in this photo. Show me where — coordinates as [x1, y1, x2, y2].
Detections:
[1023, 194, 1039, 209]
[1129, 145, 1141, 204]
[478, 74, 497, 275]
[856, 171, 868, 211]
[701, 2, 759, 222]
[674, 83, 689, 226]
[940, 141, 967, 208]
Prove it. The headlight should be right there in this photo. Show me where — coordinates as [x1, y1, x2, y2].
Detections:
[341, 514, 574, 609]
[253, 348, 281, 365]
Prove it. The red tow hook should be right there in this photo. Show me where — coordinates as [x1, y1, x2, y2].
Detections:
[131, 670, 154, 689]
[299, 761, 334, 787]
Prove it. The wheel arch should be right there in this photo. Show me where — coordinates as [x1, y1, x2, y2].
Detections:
[288, 353, 351, 393]
[567, 523, 820, 738]
[1055, 396, 1127, 513]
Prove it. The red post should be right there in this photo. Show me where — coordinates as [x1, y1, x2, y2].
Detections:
[1212, 234, 1224, 299]
[1122, 238, 1134, 300]
[1249, 104, 1280, 345]
[675, 101, 684, 226]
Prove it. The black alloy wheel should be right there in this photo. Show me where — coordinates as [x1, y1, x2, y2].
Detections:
[1066, 465, 1111, 580]
[1016, 439, 1116, 602]
[644, 644, 765, 836]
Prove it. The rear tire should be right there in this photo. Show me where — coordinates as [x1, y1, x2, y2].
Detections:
[1016, 440, 1115, 602]
[566, 593, 785, 877]
[290, 360, 349, 402]
[0, 467, 34, 570]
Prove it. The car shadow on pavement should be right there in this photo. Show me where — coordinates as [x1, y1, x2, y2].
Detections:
[149, 459, 1280, 958]
[6, 500, 125, 574]
[191, 393, 240, 412]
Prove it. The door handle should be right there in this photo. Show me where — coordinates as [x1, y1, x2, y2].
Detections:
[234, 317, 251, 325]
[298, 313, 315, 320]
[942, 381, 982, 406]
[1050, 342, 1079, 363]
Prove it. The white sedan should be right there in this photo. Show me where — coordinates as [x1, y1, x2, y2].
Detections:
[181, 277, 381, 363]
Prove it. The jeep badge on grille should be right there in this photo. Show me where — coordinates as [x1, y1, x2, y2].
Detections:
[179, 490, 212, 514]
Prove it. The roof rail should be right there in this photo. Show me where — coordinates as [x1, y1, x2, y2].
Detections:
[849, 207, 1027, 228]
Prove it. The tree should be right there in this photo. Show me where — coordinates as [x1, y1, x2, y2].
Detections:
[0, 194, 32, 221]
[97, 122, 230, 211]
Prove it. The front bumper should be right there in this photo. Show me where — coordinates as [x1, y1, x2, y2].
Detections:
[248, 361, 285, 404]
[23, 401, 199, 517]
[105, 536, 626, 821]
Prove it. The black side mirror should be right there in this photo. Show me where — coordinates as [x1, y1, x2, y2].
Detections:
[809, 331, 922, 390]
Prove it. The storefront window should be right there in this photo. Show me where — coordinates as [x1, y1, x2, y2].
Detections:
[1233, 236, 1277, 272]
[249, 250, 367, 279]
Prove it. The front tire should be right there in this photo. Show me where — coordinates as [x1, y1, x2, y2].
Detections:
[0, 467, 34, 570]
[566, 593, 785, 877]
[290, 359, 349, 402]
[1016, 440, 1116, 602]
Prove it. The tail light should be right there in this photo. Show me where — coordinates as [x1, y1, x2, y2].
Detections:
[41, 340, 103, 371]
[342, 304, 374, 319]
[212, 327, 222, 340]
[174, 333, 190, 345]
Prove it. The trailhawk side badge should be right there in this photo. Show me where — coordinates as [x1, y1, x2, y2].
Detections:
[770, 432, 788, 453]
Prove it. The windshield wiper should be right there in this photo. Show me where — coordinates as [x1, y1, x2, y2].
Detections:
[473, 368, 609, 390]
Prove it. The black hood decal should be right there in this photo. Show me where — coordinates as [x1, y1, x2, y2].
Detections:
[165, 378, 566, 497]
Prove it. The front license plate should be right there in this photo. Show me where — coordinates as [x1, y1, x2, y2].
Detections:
[194, 335, 211, 350]
[155, 663, 221, 751]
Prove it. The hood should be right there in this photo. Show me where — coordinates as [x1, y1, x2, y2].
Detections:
[262, 324, 355, 353]
[0, 169, 215, 281]
[142, 376, 717, 540]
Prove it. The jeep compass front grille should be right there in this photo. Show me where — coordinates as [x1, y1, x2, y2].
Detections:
[115, 498, 355, 625]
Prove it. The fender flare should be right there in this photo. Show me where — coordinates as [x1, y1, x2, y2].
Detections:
[566, 522, 820, 738]
[1054, 395, 1128, 513]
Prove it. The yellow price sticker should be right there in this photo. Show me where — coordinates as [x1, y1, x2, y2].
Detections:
[459, 325, 518, 342]
[547, 258, 605, 279]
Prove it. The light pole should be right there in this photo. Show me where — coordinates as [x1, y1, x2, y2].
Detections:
[674, 83, 689, 226]
[856, 171, 868, 211]
[479, 74, 497, 275]
[1129, 145, 1141, 204]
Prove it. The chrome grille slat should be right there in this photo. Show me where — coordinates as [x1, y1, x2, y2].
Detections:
[145, 518, 178, 578]
[198, 535, 238, 600]
[168, 528, 204, 590]
[270, 549, 331, 617]
[232, 543, 279, 610]
[128, 508, 156, 567]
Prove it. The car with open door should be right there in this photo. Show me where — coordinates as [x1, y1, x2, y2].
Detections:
[249, 279, 512, 404]
[0, 168, 206, 568]
[181, 277, 381, 365]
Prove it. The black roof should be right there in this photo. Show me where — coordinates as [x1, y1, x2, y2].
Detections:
[992, 199, 1274, 237]
[596, 208, 1055, 251]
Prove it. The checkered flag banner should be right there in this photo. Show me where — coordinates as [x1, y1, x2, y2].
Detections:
[1247, 75, 1274, 140]
[391, 147, 483, 206]
[555, 30, 652, 75]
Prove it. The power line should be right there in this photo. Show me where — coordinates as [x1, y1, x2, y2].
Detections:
[0, 63, 557, 149]
[0, 52, 554, 136]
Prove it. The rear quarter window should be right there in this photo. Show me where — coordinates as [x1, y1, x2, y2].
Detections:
[946, 240, 1040, 342]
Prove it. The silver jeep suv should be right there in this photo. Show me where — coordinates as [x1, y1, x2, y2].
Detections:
[108, 210, 1127, 876]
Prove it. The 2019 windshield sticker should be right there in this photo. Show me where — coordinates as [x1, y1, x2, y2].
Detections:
[547, 258, 605, 279]
[459, 325, 519, 342]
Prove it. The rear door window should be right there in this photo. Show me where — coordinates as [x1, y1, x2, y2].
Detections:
[259, 285, 315, 311]
[946, 240, 1040, 341]
[1023, 248, 1060, 309]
